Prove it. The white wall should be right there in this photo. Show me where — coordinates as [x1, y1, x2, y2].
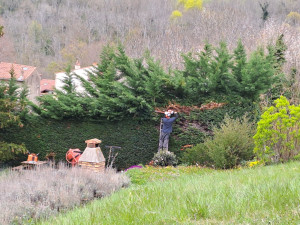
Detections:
[55, 66, 96, 93]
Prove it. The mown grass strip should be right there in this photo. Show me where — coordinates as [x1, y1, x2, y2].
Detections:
[38, 162, 300, 225]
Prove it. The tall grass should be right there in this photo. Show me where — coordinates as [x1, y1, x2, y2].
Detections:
[39, 162, 300, 224]
[0, 164, 130, 225]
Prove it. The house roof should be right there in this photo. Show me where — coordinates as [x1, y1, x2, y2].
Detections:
[0, 62, 36, 81]
[40, 79, 55, 93]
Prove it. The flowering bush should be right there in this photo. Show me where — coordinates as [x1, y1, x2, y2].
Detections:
[254, 96, 300, 163]
[171, 10, 182, 19]
[178, 0, 203, 10]
[152, 150, 178, 167]
[247, 160, 261, 168]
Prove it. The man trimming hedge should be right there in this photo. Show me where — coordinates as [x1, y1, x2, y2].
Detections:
[158, 110, 178, 151]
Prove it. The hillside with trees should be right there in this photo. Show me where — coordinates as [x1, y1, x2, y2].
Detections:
[0, 0, 299, 85]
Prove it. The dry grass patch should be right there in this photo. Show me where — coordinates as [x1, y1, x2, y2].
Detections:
[0, 164, 130, 225]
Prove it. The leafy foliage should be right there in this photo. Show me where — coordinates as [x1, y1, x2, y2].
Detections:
[261, 34, 289, 104]
[35, 93, 89, 120]
[180, 142, 211, 166]
[253, 96, 300, 163]
[182, 115, 255, 168]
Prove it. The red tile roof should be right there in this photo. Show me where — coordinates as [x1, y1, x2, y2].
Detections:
[0, 62, 36, 81]
[40, 79, 55, 93]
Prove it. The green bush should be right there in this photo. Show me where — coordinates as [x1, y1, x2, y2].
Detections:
[254, 96, 300, 163]
[182, 115, 255, 169]
[181, 143, 211, 166]
[152, 150, 178, 167]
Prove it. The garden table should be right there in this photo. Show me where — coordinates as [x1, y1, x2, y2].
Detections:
[20, 161, 48, 169]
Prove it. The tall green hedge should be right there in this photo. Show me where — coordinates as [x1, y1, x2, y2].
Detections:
[1, 103, 256, 169]
[0, 116, 205, 169]
[188, 102, 260, 129]
[0, 117, 155, 169]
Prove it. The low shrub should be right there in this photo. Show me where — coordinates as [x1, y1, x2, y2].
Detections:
[0, 164, 130, 225]
[152, 150, 178, 167]
[182, 115, 255, 169]
[180, 143, 211, 166]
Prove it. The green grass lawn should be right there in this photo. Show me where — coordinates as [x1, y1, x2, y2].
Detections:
[38, 162, 300, 225]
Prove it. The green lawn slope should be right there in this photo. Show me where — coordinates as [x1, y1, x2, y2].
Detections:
[38, 162, 300, 225]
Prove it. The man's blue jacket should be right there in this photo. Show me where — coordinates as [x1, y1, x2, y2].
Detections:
[162, 113, 178, 133]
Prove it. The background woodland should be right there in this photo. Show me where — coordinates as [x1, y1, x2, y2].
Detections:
[0, 0, 299, 81]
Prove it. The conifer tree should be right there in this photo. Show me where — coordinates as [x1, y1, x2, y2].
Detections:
[209, 42, 234, 99]
[0, 67, 27, 161]
[181, 43, 213, 102]
[114, 46, 153, 119]
[37, 65, 87, 119]
[273, 34, 287, 71]
[180, 41, 279, 104]
[240, 47, 276, 101]
[60, 65, 75, 94]
[232, 40, 247, 93]
[144, 54, 177, 105]
[265, 34, 289, 102]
